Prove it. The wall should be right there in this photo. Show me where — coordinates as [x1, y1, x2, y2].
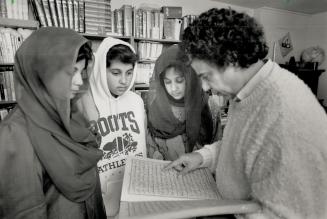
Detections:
[111, 0, 254, 16]
[306, 12, 327, 103]
[253, 7, 310, 64]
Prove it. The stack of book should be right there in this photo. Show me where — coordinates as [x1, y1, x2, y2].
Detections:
[112, 5, 185, 40]
[29, 0, 86, 33]
[162, 6, 182, 40]
[135, 63, 155, 85]
[0, 69, 16, 102]
[0, 27, 33, 63]
[0, 0, 29, 20]
[132, 8, 164, 39]
[113, 5, 133, 36]
[136, 42, 163, 61]
[84, 0, 111, 35]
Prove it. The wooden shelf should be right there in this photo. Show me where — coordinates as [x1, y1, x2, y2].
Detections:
[81, 34, 181, 44]
[82, 33, 132, 41]
[134, 37, 180, 44]
[138, 59, 156, 63]
[0, 63, 14, 67]
[0, 64, 14, 71]
[0, 18, 39, 29]
[134, 83, 149, 90]
[0, 100, 17, 107]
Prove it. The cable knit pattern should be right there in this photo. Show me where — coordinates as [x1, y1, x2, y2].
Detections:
[198, 62, 327, 219]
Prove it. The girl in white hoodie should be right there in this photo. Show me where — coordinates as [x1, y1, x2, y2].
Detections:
[79, 37, 146, 217]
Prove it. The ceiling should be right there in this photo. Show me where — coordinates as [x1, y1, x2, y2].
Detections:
[211, 0, 327, 14]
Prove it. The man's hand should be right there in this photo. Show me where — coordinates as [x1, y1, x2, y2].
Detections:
[164, 152, 203, 175]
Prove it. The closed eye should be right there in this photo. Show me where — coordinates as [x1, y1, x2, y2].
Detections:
[164, 78, 172, 84]
[176, 77, 185, 83]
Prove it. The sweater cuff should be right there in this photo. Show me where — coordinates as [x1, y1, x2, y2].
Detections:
[195, 147, 213, 169]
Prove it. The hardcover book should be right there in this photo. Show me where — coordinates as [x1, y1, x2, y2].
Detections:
[119, 156, 260, 219]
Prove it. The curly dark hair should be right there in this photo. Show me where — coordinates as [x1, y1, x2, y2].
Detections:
[181, 8, 268, 68]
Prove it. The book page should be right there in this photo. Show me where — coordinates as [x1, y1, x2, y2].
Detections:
[119, 199, 261, 219]
[121, 156, 221, 202]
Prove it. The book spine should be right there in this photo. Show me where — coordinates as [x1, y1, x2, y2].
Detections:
[17, 0, 23, 19]
[0, 0, 7, 18]
[5, 0, 13, 19]
[67, 0, 74, 29]
[146, 11, 151, 38]
[48, 0, 59, 27]
[116, 8, 123, 36]
[159, 12, 164, 39]
[3, 31, 14, 63]
[122, 5, 132, 36]
[152, 11, 159, 39]
[84, 0, 110, 7]
[42, 0, 53, 26]
[32, 0, 47, 27]
[55, 0, 64, 27]
[142, 10, 146, 38]
[0, 72, 6, 100]
[62, 0, 69, 28]
[3, 71, 11, 101]
[8, 70, 15, 101]
[135, 9, 141, 38]
[78, 0, 85, 33]
[0, 32, 4, 63]
[22, 0, 29, 20]
[73, 0, 78, 31]
[12, 0, 18, 19]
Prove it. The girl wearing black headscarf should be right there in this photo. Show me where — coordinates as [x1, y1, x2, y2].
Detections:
[147, 45, 221, 161]
[0, 27, 105, 218]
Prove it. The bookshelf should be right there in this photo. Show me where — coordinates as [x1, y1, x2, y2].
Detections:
[0, 17, 39, 29]
[0, 100, 17, 107]
[0, 63, 15, 67]
[0, 2, 189, 120]
[82, 33, 132, 42]
[27, 1, 188, 90]
[134, 37, 180, 44]
[0, 18, 39, 120]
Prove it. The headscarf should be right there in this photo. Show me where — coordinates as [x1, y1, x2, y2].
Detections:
[14, 27, 104, 210]
[147, 45, 213, 152]
[89, 36, 137, 112]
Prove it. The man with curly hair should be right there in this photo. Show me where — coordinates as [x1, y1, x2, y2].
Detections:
[166, 8, 327, 219]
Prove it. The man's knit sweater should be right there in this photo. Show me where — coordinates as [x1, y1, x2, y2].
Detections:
[197, 61, 327, 219]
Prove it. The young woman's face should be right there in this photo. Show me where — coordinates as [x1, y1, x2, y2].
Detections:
[163, 67, 186, 100]
[70, 59, 86, 99]
[107, 60, 134, 97]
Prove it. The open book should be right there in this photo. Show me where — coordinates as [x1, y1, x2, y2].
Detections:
[119, 156, 260, 219]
